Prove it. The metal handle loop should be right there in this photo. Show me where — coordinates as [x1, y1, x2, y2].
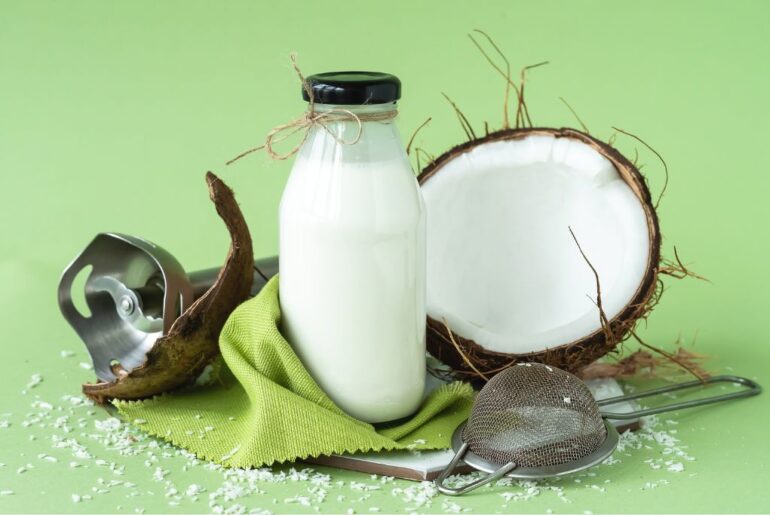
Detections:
[434, 442, 517, 496]
[597, 375, 761, 420]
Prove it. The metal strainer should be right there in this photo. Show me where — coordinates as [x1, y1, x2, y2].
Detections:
[436, 363, 761, 495]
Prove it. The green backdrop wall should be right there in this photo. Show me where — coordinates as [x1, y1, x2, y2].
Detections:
[1, 1, 768, 513]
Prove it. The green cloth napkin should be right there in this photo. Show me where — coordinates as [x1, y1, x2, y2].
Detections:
[115, 277, 474, 468]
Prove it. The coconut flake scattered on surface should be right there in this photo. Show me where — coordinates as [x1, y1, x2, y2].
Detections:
[21, 373, 43, 394]
[1, 358, 703, 514]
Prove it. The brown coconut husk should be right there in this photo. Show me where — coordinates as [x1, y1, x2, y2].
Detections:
[414, 30, 702, 382]
[83, 172, 254, 404]
[578, 347, 709, 381]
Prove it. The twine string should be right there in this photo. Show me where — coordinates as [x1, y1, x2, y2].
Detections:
[227, 53, 398, 164]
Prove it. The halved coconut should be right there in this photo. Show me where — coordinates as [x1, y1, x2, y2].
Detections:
[418, 127, 660, 377]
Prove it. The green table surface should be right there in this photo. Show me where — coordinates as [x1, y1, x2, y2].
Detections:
[2, 0, 769, 513]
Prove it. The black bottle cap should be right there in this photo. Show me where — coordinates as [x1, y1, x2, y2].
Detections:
[302, 72, 401, 105]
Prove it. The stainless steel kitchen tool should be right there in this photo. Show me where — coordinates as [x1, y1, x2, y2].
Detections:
[435, 363, 761, 495]
[58, 232, 277, 382]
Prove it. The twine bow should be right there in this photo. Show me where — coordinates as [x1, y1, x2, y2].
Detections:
[227, 54, 397, 164]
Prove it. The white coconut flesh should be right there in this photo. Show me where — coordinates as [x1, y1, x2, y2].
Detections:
[422, 134, 651, 355]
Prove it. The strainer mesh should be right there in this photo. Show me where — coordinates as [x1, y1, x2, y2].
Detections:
[462, 363, 607, 468]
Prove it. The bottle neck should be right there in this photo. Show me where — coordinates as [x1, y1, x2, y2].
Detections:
[299, 101, 406, 165]
[311, 101, 399, 117]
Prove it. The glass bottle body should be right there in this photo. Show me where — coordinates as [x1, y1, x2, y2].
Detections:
[279, 102, 427, 423]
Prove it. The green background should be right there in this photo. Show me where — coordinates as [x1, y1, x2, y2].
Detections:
[1, 0, 769, 512]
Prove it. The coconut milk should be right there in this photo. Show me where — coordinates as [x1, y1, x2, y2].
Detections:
[279, 100, 426, 423]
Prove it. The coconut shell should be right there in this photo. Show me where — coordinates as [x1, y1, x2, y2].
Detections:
[82, 172, 254, 403]
[418, 127, 661, 378]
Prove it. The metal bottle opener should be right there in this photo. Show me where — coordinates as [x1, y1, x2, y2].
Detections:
[58, 232, 277, 382]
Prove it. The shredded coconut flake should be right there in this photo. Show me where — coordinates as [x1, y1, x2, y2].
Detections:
[3, 373, 701, 513]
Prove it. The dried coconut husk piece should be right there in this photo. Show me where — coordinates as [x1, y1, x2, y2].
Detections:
[83, 172, 253, 404]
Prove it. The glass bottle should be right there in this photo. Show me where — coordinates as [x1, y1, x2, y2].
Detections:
[279, 72, 426, 423]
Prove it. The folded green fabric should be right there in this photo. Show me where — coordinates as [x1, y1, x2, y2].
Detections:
[115, 277, 474, 468]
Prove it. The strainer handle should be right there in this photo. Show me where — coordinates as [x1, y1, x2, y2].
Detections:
[434, 442, 517, 496]
[597, 375, 762, 420]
